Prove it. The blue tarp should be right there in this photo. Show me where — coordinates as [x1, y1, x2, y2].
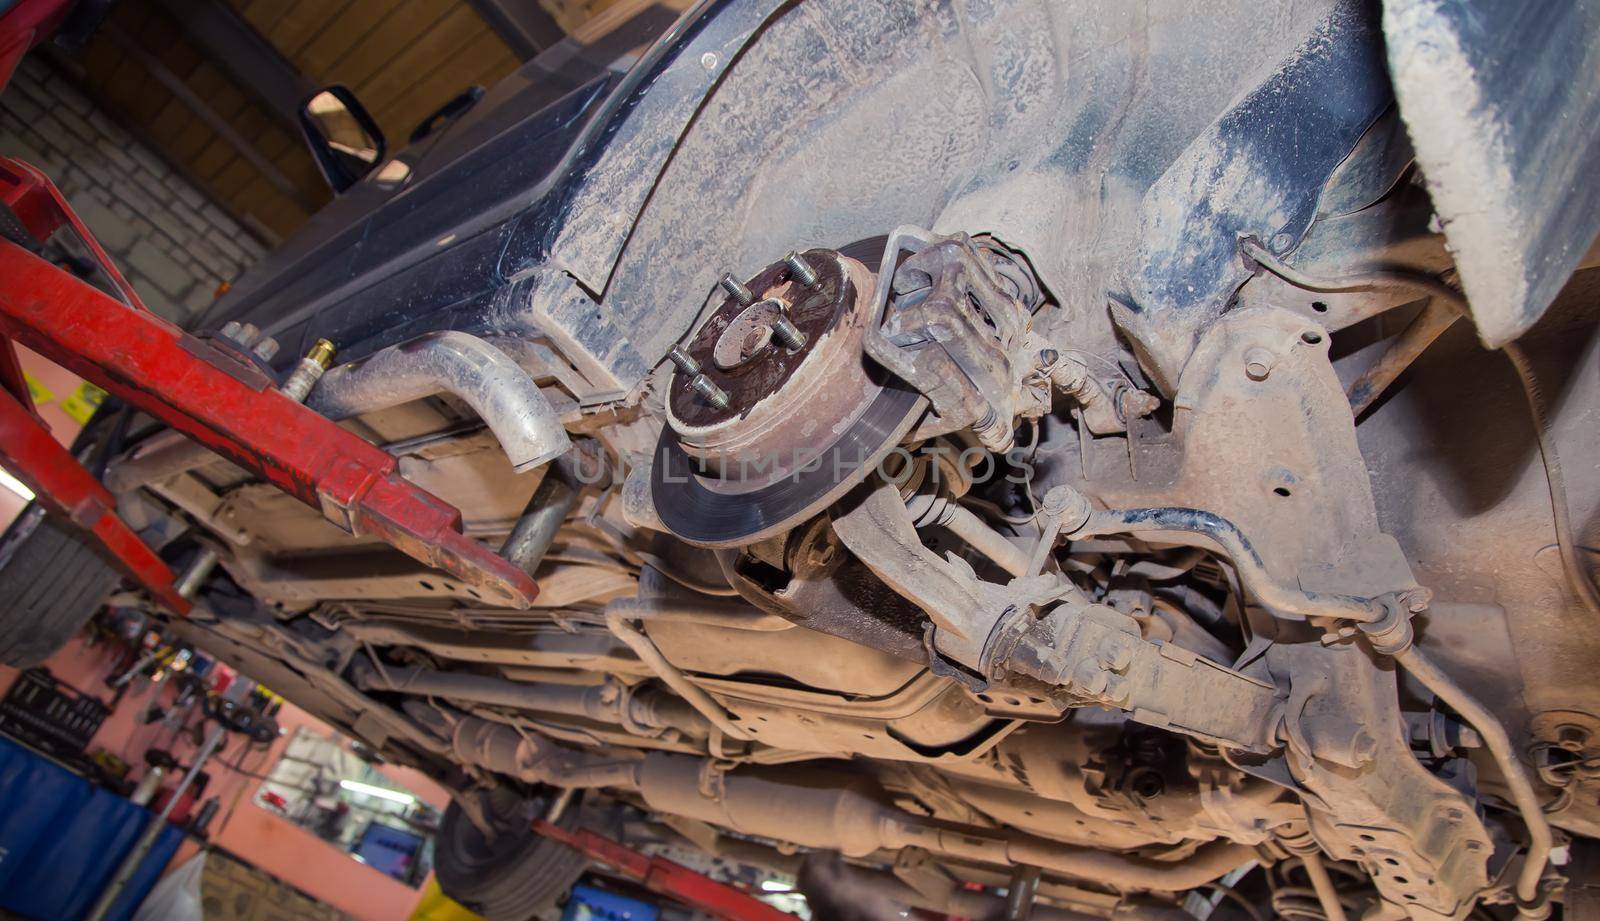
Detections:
[0, 735, 184, 921]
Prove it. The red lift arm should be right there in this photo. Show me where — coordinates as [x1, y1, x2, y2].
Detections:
[531, 819, 796, 921]
[0, 158, 539, 611]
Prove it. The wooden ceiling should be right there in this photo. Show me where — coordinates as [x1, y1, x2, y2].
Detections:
[58, 0, 683, 247]
[65, 0, 527, 243]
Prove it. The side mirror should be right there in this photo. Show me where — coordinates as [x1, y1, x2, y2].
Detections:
[298, 86, 385, 195]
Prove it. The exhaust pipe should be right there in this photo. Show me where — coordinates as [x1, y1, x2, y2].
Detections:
[352, 660, 710, 737]
[629, 753, 1255, 890]
[307, 331, 570, 472]
[436, 719, 1254, 892]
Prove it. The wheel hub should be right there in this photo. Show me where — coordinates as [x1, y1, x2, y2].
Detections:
[652, 242, 925, 547]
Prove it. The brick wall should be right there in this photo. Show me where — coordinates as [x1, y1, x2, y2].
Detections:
[0, 55, 270, 325]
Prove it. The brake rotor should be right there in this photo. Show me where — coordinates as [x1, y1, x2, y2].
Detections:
[651, 239, 924, 548]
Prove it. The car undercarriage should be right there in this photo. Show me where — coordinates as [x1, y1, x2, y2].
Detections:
[5, 1, 1600, 920]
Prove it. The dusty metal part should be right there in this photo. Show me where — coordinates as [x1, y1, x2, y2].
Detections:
[1345, 299, 1459, 417]
[1048, 354, 1138, 437]
[1274, 640, 1494, 921]
[1026, 302, 1503, 917]
[500, 441, 606, 576]
[605, 595, 794, 632]
[104, 429, 222, 494]
[666, 249, 878, 465]
[148, 473, 254, 547]
[993, 601, 1282, 753]
[308, 330, 571, 473]
[1048, 307, 1425, 623]
[350, 659, 709, 738]
[771, 854, 1099, 921]
[833, 483, 1283, 752]
[1298, 850, 1351, 921]
[605, 605, 755, 741]
[1066, 505, 1395, 624]
[448, 714, 642, 788]
[864, 227, 1049, 452]
[340, 620, 651, 675]
[1394, 647, 1553, 917]
[1241, 241, 1600, 621]
[716, 536, 932, 663]
[653, 243, 927, 547]
[1237, 238, 1470, 420]
[906, 492, 1032, 578]
[628, 752, 1258, 890]
[223, 549, 630, 606]
[833, 482, 1069, 673]
[692, 671, 1019, 764]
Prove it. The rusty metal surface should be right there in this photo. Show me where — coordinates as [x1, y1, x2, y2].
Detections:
[668, 248, 859, 429]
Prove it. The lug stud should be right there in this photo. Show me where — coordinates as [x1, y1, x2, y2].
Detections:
[719, 273, 755, 306]
[690, 374, 731, 410]
[783, 251, 818, 287]
[667, 345, 702, 375]
[770, 314, 807, 350]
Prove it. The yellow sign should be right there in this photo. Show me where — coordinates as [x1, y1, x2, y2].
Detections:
[60, 382, 106, 425]
[22, 372, 54, 406]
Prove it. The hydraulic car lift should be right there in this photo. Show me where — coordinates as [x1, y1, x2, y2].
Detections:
[0, 157, 540, 612]
[532, 819, 796, 921]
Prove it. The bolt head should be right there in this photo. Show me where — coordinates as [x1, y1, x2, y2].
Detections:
[252, 337, 280, 361]
[1041, 485, 1075, 515]
[1121, 390, 1160, 417]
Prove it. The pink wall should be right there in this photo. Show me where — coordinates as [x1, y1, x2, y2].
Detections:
[0, 634, 450, 921]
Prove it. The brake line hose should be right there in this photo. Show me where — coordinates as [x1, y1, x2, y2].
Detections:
[1501, 341, 1600, 618]
[1241, 239, 1600, 619]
